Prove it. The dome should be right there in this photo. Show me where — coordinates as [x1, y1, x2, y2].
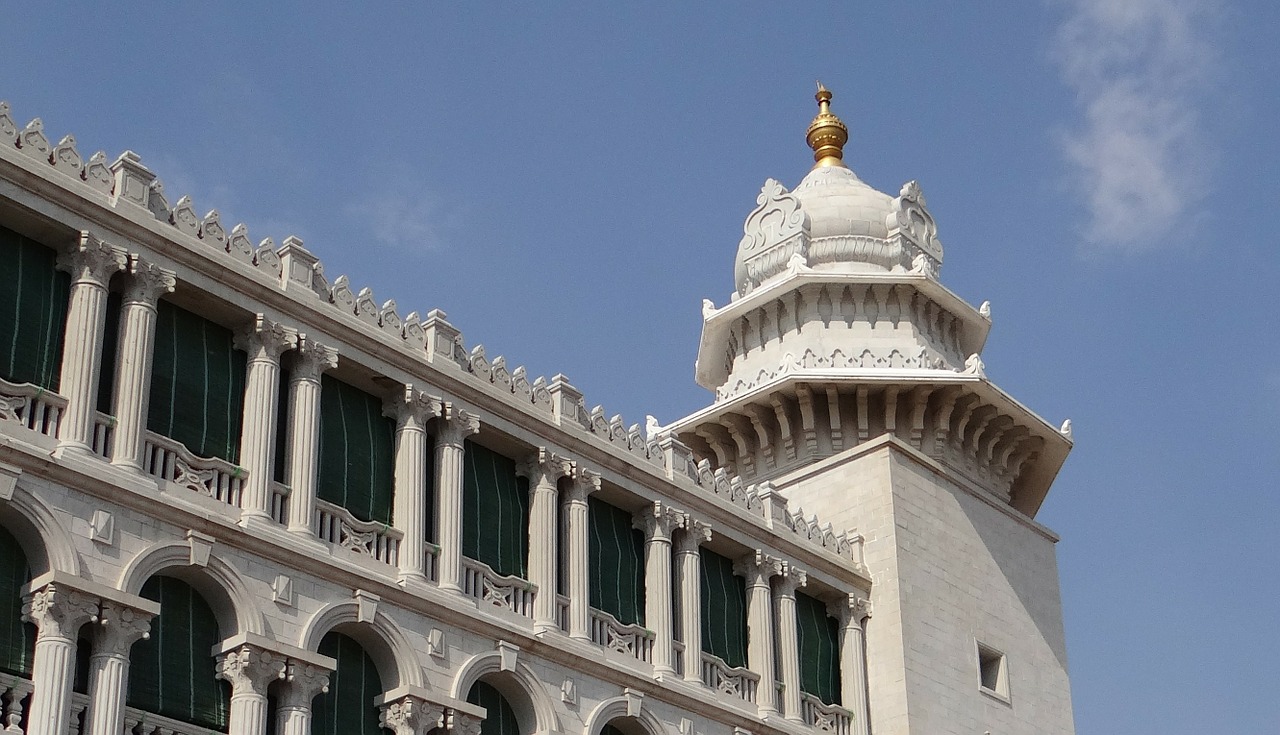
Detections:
[792, 165, 893, 240]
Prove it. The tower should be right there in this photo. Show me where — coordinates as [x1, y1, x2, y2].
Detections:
[669, 87, 1076, 734]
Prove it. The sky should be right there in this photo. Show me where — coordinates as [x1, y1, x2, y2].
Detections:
[2, 2, 1276, 732]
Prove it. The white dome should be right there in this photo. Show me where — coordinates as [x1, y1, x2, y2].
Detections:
[792, 165, 893, 240]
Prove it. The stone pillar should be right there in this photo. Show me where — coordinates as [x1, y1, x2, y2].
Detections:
[564, 468, 599, 641]
[215, 643, 288, 735]
[234, 317, 296, 524]
[774, 564, 807, 722]
[386, 386, 443, 585]
[108, 257, 175, 469]
[54, 233, 127, 452]
[83, 601, 156, 735]
[283, 336, 337, 537]
[276, 660, 331, 735]
[834, 594, 872, 735]
[675, 519, 711, 684]
[736, 551, 783, 717]
[635, 502, 685, 678]
[20, 582, 100, 735]
[378, 692, 444, 735]
[519, 448, 573, 633]
[434, 406, 479, 592]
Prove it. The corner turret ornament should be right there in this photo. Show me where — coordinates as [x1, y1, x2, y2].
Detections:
[806, 82, 849, 169]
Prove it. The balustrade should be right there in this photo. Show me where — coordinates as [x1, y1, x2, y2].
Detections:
[672, 640, 686, 677]
[460, 557, 535, 618]
[313, 498, 401, 565]
[0, 377, 66, 442]
[588, 607, 655, 664]
[801, 692, 853, 735]
[701, 652, 759, 704]
[269, 481, 291, 525]
[555, 594, 570, 633]
[424, 542, 440, 583]
[91, 411, 114, 458]
[142, 431, 245, 508]
[122, 704, 226, 735]
[0, 672, 32, 733]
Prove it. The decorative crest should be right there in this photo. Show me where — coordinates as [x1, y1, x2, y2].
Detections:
[806, 82, 848, 169]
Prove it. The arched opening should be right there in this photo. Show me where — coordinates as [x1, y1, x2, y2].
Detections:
[0, 524, 35, 678]
[311, 631, 383, 735]
[127, 576, 231, 731]
[602, 717, 651, 735]
[467, 677, 531, 735]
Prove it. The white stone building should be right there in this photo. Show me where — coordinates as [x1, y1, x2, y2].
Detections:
[0, 87, 1075, 735]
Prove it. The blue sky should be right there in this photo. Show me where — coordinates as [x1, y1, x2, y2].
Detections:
[3, 2, 1276, 732]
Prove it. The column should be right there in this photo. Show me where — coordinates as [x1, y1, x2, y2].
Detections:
[386, 386, 442, 585]
[448, 708, 485, 735]
[54, 233, 127, 452]
[276, 660, 331, 735]
[519, 448, 573, 633]
[215, 643, 288, 735]
[109, 257, 175, 468]
[774, 564, 807, 722]
[21, 582, 100, 735]
[434, 405, 479, 592]
[83, 601, 156, 735]
[234, 316, 296, 524]
[675, 519, 711, 684]
[834, 594, 872, 735]
[563, 468, 599, 641]
[283, 336, 337, 537]
[736, 551, 783, 717]
[378, 693, 443, 735]
[635, 502, 684, 677]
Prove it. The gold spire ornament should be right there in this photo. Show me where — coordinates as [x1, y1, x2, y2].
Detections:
[806, 82, 849, 169]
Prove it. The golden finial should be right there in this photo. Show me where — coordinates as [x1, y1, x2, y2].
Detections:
[806, 81, 849, 169]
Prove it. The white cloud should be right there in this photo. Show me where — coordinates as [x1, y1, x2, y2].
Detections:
[1053, 0, 1218, 252]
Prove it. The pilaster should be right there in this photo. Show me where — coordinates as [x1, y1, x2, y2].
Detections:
[564, 467, 600, 641]
[735, 550, 784, 717]
[675, 518, 712, 684]
[283, 336, 338, 537]
[386, 385, 444, 585]
[774, 563, 807, 722]
[635, 501, 686, 677]
[234, 316, 297, 525]
[108, 256, 175, 469]
[518, 447, 574, 633]
[435, 406, 480, 592]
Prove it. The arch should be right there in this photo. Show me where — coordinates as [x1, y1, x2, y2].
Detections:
[0, 482, 80, 576]
[298, 600, 423, 691]
[581, 696, 668, 735]
[118, 541, 265, 637]
[451, 649, 560, 735]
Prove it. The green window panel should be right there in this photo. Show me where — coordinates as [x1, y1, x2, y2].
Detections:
[796, 591, 841, 704]
[317, 375, 395, 525]
[0, 226, 70, 391]
[96, 292, 121, 415]
[0, 525, 34, 677]
[272, 367, 290, 484]
[462, 440, 528, 579]
[148, 300, 246, 463]
[699, 547, 747, 669]
[128, 577, 230, 732]
[313, 632, 383, 735]
[424, 432, 436, 542]
[467, 681, 522, 735]
[588, 497, 644, 626]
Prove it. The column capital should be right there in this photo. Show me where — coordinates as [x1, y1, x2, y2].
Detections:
[21, 582, 100, 639]
[634, 501, 686, 542]
[831, 592, 872, 625]
[57, 232, 128, 286]
[379, 693, 444, 735]
[292, 335, 338, 381]
[734, 550, 784, 586]
[518, 447, 573, 486]
[234, 315, 297, 361]
[384, 384, 444, 430]
[215, 644, 288, 697]
[776, 562, 807, 597]
[565, 466, 600, 503]
[675, 518, 712, 553]
[448, 708, 485, 735]
[280, 660, 331, 707]
[91, 600, 156, 655]
[437, 405, 480, 447]
[121, 256, 176, 305]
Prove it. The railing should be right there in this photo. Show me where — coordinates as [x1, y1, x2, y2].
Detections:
[269, 481, 290, 525]
[0, 672, 33, 733]
[555, 594, 570, 633]
[461, 557, 535, 618]
[0, 377, 66, 442]
[589, 607, 654, 664]
[142, 431, 245, 508]
[701, 652, 759, 704]
[424, 542, 440, 582]
[672, 639, 686, 677]
[91, 410, 115, 458]
[801, 692, 853, 735]
[313, 498, 401, 565]
[123, 705, 226, 735]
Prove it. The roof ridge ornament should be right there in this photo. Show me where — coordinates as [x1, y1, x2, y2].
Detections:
[806, 82, 849, 170]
